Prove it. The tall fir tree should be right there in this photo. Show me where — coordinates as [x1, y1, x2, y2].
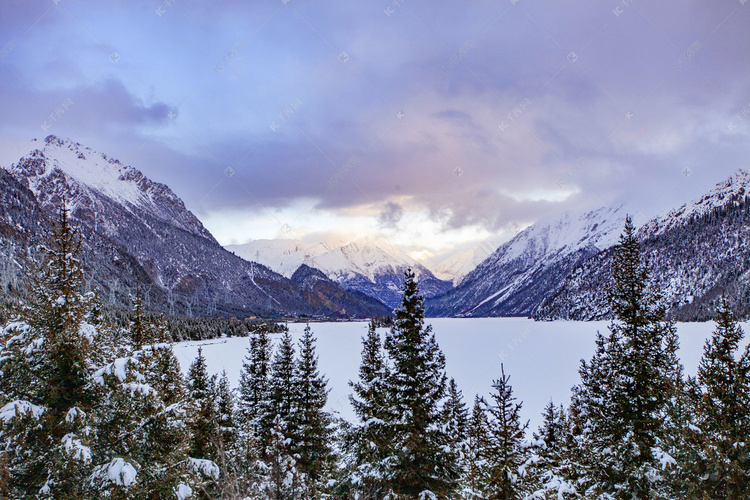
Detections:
[292, 324, 334, 492]
[346, 318, 394, 498]
[571, 216, 679, 499]
[187, 347, 219, 461]
[211, 370, 258, 499]
[460, 396, 491, 500]
[255, 416, 306, 500]
[523, 402, 578, 499]
[482, 364, 529, 500]
[445, 377, 469, 487]
[383, 269, 457, 498]
[238, 323, 274, 440]
[267, 329, 297, 441]
[683, 296, 750, 497]
[92, 300, 198, 499]
[0, 205, 97, 497]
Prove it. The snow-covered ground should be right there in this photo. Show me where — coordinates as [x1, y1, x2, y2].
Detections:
[173, 318, 738, 432]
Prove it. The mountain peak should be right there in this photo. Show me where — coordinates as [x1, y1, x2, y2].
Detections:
[9, 136, 215, 243]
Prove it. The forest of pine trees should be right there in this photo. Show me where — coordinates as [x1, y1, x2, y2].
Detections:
[1, 209, 750, 498]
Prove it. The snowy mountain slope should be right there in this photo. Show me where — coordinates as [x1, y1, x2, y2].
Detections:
[226, 239, 331, 278]
[229, 236, 452, 308]
[426, 205, 628, 317]
[640, 169, 750, 238]
[10, 136, 215, 242]
[2, 136, 390, 319]
[537, 169, 750, 321]
[432, 241, 504, 286]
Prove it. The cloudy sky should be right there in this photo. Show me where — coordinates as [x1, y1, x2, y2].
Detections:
[1, 0, 749, 262]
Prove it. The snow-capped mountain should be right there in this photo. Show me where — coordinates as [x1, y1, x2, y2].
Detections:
[431, 241, 501, 286]
[640, 169, 750, 238]
[1, 136, 390, 319]
[426, 205, 628, 317]
[11, 136, 215, 242]
[228, 236, 452, 308]
[537, 169, 750, 321]
[227, 239, 331, 278]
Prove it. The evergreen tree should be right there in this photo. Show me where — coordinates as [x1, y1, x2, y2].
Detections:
[255, 416, 306, 500]
[215, 371, 237, 451]
[187, 347, 219, 461]
[267, 329, 297, 442]
[238, 323, 274, 440]
[346, 318, 394, 498]
[482, 364, 529, 500]
[445, 377, 469, 493]
[129, 290, 159, 349]
[571, 216, 679, 499]
[461, 396, 490, 500]
[92, 303, 199, 499]
[683, 296, 750, 497]
[383, 269, 457, 498]
[292, 324, 334, 492]
[523, 402, 578, 499]
[0, 205, 97, 497]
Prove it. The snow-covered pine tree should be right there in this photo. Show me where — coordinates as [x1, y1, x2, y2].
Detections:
[215, 371, 237, 455]
[238, 323, 274, 441]
[267, 328, 297, 444]
[291, 324, 334, 493]
[187, 347, 219, 461]
[91, 299, 201, 498]
[383, 269, 457, 498]
[210, 370, 261, 499]
[523, 402, 578, 499]
[683, 296, 750, 497]
[255, 415, 306, 500]
[444, 378, 469, 481]
[571, 216, 679, 499]
[0, 205, 97, 497]
[461, 396, 490, 500]
[482, 364, 529, 500]
[345, 318, 394, 498]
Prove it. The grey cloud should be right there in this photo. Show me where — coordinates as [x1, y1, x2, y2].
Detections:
[378, 202, 404, 230]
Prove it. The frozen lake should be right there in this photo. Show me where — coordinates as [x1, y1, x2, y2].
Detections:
[173, 317, 742, 432]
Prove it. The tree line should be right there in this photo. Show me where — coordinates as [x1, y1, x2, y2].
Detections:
[1, 211, 749, 498]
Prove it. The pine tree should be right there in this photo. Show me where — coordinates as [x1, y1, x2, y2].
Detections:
[92, 303, 198, 499]
[255, 416, 306, 500]
[187, 348, 219, 461]
[461, 396, 490, 500]
[267, 329, 297, 443]
[215, 371, 237, 451]
[445, 377, 469, 488]
[292, 324, 334, 492]
[238, 323, 274, 440]
[571, 216, 679, 499]
[28, 205, 94, 419]
[210, 370, 258, 499]
[523, 402, 578, 499]
[482, 364, 529, 500]
[683, 296, 750, 497]
[346, 318, 394, 498]
[0, 205, 97, 497]
[130, 290, 158, 349]
[383, 269, 457, 498]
